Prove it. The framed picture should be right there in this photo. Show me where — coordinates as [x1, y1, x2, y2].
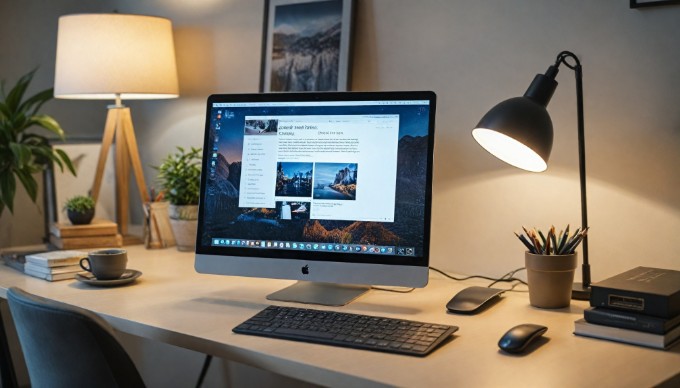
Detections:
[260, 0, 356, 92]
[630, 0, 680, 7]
[44, 140, 116, 230]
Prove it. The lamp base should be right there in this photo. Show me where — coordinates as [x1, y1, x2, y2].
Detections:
[571, 282, 591, 300]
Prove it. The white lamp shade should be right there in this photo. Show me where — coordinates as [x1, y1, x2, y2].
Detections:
[54, 13, 179, 100]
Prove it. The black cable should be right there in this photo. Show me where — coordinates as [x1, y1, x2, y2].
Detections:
[488, 267, 527, 288]
[429, 266, 528, 291]
[498, 281, 529, 293]
[371, 286, 416, 293]
[370, 267, 528, 294]
[195, 354, 212, 388]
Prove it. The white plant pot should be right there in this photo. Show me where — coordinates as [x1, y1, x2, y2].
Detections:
[168, 204, 198, 252]
[168, 204, 199, 220]
[169, 218, 198, 251]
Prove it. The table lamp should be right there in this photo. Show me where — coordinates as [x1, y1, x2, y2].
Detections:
[54, 13, 179, 240]
[472, 51, 591, 300]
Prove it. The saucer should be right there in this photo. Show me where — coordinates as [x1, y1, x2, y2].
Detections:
[75, 269, 142, 287]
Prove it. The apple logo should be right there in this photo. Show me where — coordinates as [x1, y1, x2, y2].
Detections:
[301, 265, 309, 275]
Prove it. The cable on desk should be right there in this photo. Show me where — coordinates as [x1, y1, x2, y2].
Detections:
[371, 286, 416, 293]
[429, 266, 528, 291]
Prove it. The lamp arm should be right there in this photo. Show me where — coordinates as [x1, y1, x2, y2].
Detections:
[555, 51, 590, 288]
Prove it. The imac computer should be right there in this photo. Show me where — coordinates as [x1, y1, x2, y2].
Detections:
[195, 91, 436, 306]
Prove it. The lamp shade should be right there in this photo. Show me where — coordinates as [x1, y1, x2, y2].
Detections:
[54, 13, 179, 100]
[472, 96, 553, 172]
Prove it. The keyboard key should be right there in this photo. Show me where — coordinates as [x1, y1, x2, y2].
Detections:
[275, 327, 335, 339]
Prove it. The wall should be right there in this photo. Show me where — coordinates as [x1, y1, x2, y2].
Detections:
[2, 0, 679, 280]
[1, 0, 679, 385]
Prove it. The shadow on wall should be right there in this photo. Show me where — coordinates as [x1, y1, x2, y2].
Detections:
[174, 27, 216, 97]
[349, 0, 378, 91]
[433, 114, 680, 215]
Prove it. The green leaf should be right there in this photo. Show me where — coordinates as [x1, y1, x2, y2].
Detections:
[9, 142, 31, 169]
[14, 168, 38, 202]
[18, 132, 48, 145]
[4, 69, 37, 112]
[18, 88, 53, 116]
[156, 146, 202, 205]
[30, 146, 62, 171]
[9, 113, 27, 135]
[26, 114, 65, 139]
[0, 171, 17, 213]
[63, 195, 94, 213]
[0, 125, 12, 144]
[0, 101, 10, 120]
[54, 148, 76, 176]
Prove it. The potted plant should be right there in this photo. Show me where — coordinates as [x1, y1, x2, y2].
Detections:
[0, 70, 75, 217]
[155, 146, 202, 251]
[63, 195, 95, 225]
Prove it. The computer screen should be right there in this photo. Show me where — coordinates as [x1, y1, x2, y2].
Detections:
[195, 91, 436, 305]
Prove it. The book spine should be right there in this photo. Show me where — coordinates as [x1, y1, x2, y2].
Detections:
[25, 257, 82, 268]
[24, 263, 52, 275]
[590, 286, 676, 319]
[23, 268, 49, 280]
[50, 226, 118, 238]
[584, 308, 668, 334]
[49, 234, 123, 250]
[25, 268, 77, 281]
[573, 319, 667, 349]
[24, 263, 82, 275]
[2, 254, 26, 272]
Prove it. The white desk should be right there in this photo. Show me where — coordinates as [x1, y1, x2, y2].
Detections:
[1, 245, 679, 387]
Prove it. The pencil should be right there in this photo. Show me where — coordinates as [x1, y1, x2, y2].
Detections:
[515, 232, 536, 253]
[564, 228, 588, 254]
[558, 225, 570, 253]
[537, 229, 547, 248]
[530, 230, 543, 254]
[549, 226, 558, 255]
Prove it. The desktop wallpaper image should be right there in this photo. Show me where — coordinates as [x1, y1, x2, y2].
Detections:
[200, 103, 431, 258]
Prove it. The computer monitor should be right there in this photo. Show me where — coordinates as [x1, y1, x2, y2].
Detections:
[195, 91, 436, 306]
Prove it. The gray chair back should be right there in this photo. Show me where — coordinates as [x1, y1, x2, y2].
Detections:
[6, 287, 145, 388]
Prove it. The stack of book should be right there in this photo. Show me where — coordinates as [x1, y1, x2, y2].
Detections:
[574, 267, 680, 350]
[1, 244, 47, 273]
[49, 219, 122, 250]
[24, 250, 87, 281]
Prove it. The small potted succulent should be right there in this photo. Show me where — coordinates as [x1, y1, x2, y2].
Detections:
[63, 195, 95, 225]
[154, 146, 202, 251]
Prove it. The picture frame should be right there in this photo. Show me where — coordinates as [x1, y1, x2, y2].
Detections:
[260, 0, 356, 92]
[630, 0, 680, 8]
[44, 140, 116, 235]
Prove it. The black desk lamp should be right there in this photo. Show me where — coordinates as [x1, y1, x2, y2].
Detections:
[472, 51, 591, 300]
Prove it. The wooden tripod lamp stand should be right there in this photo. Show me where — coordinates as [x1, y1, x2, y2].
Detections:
[54, 13, 179, 240]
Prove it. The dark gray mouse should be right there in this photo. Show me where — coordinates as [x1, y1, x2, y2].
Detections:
[446, 286, 505, 314]
[498, 323, 547, 353]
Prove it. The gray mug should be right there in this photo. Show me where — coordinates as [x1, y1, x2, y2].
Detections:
[79, 249, 128, 280]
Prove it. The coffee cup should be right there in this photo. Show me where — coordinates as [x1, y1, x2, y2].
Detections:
[79, 249, 128, 280]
